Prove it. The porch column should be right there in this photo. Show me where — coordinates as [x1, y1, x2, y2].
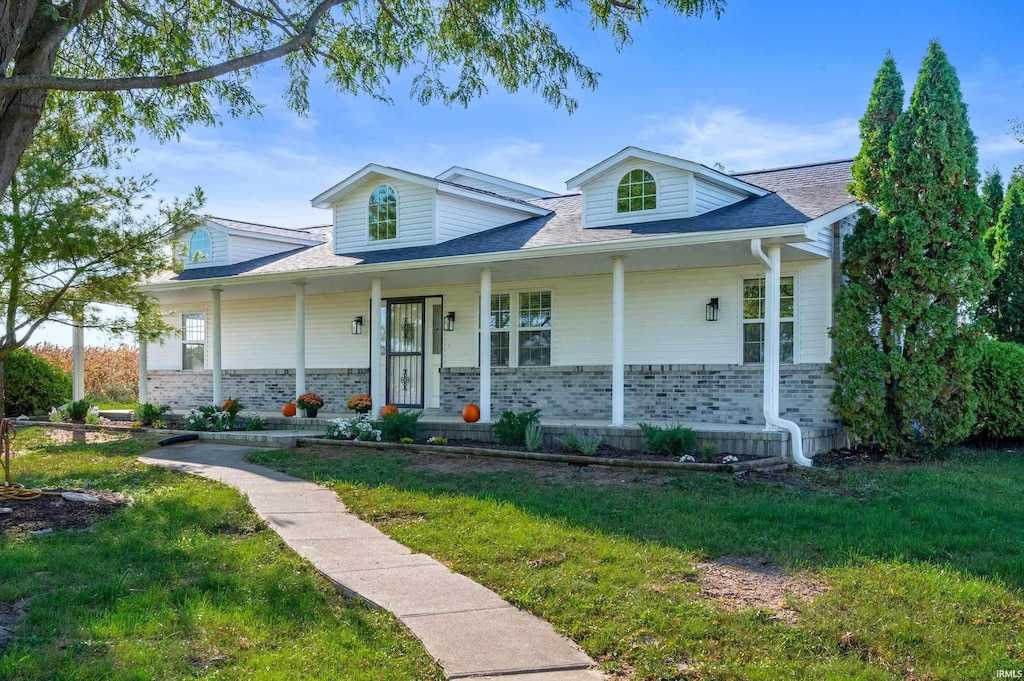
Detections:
[370, 277, 383, 412]
[479, 267, 492, 423]
[295, 282, 306, 399]
[210, 287, 223, 405]
[611, 256, 625, 426]
[72, 318, 85, 402]
[138, 339, 148, 405]
[763, 243, 782, 428]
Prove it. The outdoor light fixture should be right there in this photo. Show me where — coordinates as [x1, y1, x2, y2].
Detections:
[705, 298, 719, 322]
[444, 311, 456, 332]
[351, 316, 364, 335]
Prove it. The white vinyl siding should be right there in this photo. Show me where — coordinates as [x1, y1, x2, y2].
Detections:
[582, 162, 691, 228]
[435, 195, 531, 243]
[693, 179, 748, 215]
[181, 226, 228, 269]
[442, 174, 544, 201]
[230, 235, 302, 264]
[333, 176, 435, 253]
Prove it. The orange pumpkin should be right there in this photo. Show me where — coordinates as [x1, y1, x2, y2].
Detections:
[282, 402, 297, 417]
[381, 404, 399, 417]
[462, 402, 480, 423]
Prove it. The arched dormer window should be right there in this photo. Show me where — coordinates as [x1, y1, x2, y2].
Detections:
[616, 169, 656, 213]
[188, 228, 212, 263]
[368, 184, 397, 241]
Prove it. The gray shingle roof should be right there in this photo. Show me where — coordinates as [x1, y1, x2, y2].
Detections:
[150, 160, 855, 285]
[210, 217, 328, 242]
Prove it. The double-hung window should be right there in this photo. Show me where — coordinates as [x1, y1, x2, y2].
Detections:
[182, 313, 206, 370]
[742, 277, 794, 364]
[486, 291, 551, 367]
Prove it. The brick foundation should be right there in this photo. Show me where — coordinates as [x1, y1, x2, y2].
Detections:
[147, 368, 369, 411]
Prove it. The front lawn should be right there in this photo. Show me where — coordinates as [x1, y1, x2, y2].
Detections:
[251, 445, 1024, 681]
[0, 429, 442, 680]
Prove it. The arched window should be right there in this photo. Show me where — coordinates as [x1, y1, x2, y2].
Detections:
[188, 229, 212, 262]
[616, 169, 656, 213]
[368, 185, 397, 241]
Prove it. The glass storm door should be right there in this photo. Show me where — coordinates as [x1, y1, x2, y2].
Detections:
[386, 299, 425, 408]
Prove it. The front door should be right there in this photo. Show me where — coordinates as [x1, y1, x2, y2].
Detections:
[386, 299, 425, 408]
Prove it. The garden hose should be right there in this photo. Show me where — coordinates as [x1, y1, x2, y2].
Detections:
[0, 418, 60, 502]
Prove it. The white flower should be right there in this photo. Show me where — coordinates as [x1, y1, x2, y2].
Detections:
[678, 455, 695, 463]
[722, 455, 739, 464]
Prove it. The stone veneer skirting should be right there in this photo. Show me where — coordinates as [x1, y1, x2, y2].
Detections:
[147, 369, 369, 411]
[439, 364, 837, 427]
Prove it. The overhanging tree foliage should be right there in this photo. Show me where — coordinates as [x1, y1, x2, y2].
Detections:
[0, 97, 202, 418]
[831, 42, 990, 454]
[988, 174, 1024, 342]
[0, 0, 725, 201]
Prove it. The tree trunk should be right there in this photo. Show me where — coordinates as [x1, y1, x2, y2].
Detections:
[0, 356, 6, 420]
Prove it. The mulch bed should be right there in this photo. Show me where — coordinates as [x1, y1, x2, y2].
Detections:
[444, 439, 766, 464]
[0, 491, 128, 536]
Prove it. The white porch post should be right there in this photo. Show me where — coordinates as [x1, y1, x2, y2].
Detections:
[210, 287, 223, 405]
[479, 267, 492, 423]
[72, 318, 85, 402]
[137, 339, 148, 404]
[295, 282, 306, 399]
[370, 277, 383, 412]
[611, 256, 625, 426]
[763, 243, 782, 428]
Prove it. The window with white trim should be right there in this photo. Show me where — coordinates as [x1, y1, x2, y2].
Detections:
[188, 229, 211, 263]
[181, 313, 206, 370]
[368, 184, 397, 241]
[742, 277, 794, 364]
[616, 169, 656, 213]
[484, 291, 551, 367]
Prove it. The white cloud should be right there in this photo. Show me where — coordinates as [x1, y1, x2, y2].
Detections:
[977, 131, 1022, 156]
[641, 107, 860, 172]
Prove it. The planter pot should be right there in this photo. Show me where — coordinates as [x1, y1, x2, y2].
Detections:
[304, 408, 319, 418]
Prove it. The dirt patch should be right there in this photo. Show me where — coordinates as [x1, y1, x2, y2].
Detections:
[444, 438, 767, 464]
[297, 444, 670, 486]
[0, 599, 30, 653]
[0, 491, 128, 536]
[43, 429, 133, 446]
[696, 555, 828, 624]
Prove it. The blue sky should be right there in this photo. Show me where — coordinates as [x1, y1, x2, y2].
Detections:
[35, 0, 1024, 346]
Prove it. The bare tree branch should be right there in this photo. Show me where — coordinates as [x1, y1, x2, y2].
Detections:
[0, 0, 347, 94]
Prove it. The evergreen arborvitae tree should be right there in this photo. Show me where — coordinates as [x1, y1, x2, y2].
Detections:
[989, 175, 1024, 341]
[981, 169, 1005, 255]
[831, 42, 990, 454]
[831, 55, 904, 447]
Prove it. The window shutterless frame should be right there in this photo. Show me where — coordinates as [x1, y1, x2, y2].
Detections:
[739, 273, 797, 365]
[181, 312, 206, 370]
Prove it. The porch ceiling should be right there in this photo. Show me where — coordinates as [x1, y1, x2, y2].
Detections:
[149, 239, 823, 304]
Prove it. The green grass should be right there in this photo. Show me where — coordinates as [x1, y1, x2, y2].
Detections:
[250, 446, 1024, 681]
[0, 429, 442, 680]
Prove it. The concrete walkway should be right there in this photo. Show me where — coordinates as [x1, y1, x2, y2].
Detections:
[140, 443, 604, 681]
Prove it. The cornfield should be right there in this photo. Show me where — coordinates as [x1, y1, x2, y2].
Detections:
[28, 342, 139, 403]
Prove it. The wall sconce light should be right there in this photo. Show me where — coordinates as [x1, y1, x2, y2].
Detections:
[705, 298, 719, 322]
[444, 311, 456, 332]
[351, 316, 363, 335]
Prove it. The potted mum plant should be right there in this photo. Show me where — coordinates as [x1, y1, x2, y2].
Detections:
[296, 392, 324, 418]
[346, 393, 372, 414]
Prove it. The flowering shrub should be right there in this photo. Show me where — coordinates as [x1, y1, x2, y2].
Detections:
[346, 393, 372, 413]
[48, 406, 66, 423]
[221, 398, 245, 418]
[722, 455, 739, 464]
[324, 413, 381, 442]
[427, 436, 448, 445]
[678, 454, 696, 463]
[400, 437, 415, 444]
[184, 406, 235, 432]
[297, 392, 324, 410]
[244, 412, 265, 431]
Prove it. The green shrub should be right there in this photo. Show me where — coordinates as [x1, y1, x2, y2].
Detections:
[244, 412, 265, 431]
[492, 409, 541, 446]
[561, 428, 601, 456]
[3, 348, 72, 416]
[638, 422, 698, 456]
[66, 398, 92, 422]
[88, 382, 137, 405]
[524, 422, 544, 451]
[378, 411, 422, 442]
[700, 442, 718, 462]
[133, 403, 171, 427]
[974, 340, 1024, 439]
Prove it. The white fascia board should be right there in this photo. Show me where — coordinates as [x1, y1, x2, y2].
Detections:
[800, 202, 861, 240]
[565, 146, 768, 197]
[437, 184, 550, 216]
[310, 163, 439, 209]
[140, 223, 809, 293]
[436, 166, 559, 198]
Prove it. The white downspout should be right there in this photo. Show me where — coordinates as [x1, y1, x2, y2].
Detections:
[751, 239, 813, 467]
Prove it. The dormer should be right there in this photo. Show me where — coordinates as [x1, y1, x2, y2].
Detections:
[565, 147, 768, 228]
[311, 164, 549, 254]
[435, 166, 560, 201]
[179, 219, 324, 269]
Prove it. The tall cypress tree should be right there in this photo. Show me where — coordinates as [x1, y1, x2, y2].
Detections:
[989, 175, 1024, 341]
[981, 169, 1005, 256]
[830, 56, 904, 447]
[832, 42, 989, 453]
